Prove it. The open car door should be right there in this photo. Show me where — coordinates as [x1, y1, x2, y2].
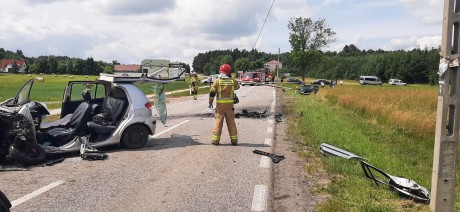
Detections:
[60, 81, 106, 118]
[2, 79, 34, 107]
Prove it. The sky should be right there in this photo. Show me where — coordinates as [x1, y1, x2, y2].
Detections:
[0, 0, 443, 68]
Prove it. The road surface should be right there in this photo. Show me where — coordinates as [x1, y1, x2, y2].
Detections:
[0, 85, 280, 212]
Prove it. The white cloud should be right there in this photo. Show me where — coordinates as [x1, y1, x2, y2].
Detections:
[398, 0, 443, 24]
[382, 35, 441, 50]
[322, 0, 341, 6]
[417, 36, 442, 49]
[0, 0, 443, 67]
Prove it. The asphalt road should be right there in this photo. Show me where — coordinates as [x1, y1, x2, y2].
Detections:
[0, 85, 278, 212]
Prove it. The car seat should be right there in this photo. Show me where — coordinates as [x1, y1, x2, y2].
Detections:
[88, 95, 127, 140]
[41, 90, 93, 146]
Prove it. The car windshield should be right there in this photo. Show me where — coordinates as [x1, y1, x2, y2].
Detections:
[15, 79, 34, 105]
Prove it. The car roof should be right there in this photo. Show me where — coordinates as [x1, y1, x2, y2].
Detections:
[97, 73, 184, 84]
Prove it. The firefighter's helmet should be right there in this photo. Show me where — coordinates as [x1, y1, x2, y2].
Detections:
[219, 64, 231, 76]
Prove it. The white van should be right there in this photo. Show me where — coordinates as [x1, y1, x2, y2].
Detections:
[389, 79, 407, 86]
[359, 76, 382, 85]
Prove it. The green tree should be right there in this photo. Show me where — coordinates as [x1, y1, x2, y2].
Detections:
[234, 57, 251, 72]
[288, 17, 336, 80]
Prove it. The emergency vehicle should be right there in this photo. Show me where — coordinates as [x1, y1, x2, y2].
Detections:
[239, 72, 266, 86]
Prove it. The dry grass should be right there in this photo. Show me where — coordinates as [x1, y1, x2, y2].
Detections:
[317, 85, 437, 137]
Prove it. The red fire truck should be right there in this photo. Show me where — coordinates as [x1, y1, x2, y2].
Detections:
[239, 72, 266, 86]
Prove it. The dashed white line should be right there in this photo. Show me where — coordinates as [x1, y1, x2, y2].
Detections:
[11, 180, 65, 208]
[259, 156, 271, 168]
[266, 127, 273, 134]
[264, 138, 272, 146]
[251, 185, 268, 211]
[152, 120, 190, 138]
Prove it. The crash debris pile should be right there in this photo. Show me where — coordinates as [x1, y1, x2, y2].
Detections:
[0, 109, 46, 166]
[235, 109, 268, 118]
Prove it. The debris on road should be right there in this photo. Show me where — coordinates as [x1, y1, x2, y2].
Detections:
[235, 110, 268, 118]
[253, 150, 285, 163]
[319, 143, 430, 204]
[274, 114, 282, 122]
[80, 137, 108, 161]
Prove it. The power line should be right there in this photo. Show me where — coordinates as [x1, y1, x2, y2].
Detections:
[252, 0, 276, 50]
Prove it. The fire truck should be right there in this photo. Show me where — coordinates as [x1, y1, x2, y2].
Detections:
[239, 71, 266, 86]
[256, 67, 274, 82]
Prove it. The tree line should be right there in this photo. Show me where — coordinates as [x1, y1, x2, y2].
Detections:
[0, 48, 191, 75]
[191, 45, 439, 84]
[192, 16, 440, 84]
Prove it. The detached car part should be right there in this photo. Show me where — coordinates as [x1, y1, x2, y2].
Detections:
[320, 143, 430, 204]
[253, 150, 285, 163]
[319, 143, 365, 160]
[360, 160, 430, 204]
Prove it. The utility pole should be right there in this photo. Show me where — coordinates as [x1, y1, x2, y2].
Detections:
[431, 0, 460, 211]
[277, 47, 280, 82]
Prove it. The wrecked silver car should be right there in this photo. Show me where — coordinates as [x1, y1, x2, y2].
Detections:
[0, 73, 181, 166]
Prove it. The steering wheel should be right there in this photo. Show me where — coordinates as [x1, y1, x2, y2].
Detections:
[34, 101, 50, 115]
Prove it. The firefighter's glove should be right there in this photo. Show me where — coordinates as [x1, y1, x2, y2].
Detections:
[208, 104, 213, 109]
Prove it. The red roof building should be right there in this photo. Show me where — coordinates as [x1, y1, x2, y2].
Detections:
[114, 64, 141, 73]
[0, 59, 27, 73]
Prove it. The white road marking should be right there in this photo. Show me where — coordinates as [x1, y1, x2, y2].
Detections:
[259, 156, 271, 168]
[11, 180, 65, 208]
[251, 185, 268, 211]
[267, 119, 274, 125]
[264, 138, 272, 146]
[201, 108, 215, 113]
[153, 120, 190, 138]
[266, 127, 273, 134]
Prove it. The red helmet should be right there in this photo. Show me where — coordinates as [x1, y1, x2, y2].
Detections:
[219, 64, 231, 76]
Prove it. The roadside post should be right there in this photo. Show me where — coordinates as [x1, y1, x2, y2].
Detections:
[431, 0, 460, 211]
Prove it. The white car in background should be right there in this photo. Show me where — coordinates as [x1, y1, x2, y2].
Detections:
[389, 79, 407, 86]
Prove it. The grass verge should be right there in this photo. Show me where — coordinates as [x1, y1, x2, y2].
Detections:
[284, 88, 443, 211]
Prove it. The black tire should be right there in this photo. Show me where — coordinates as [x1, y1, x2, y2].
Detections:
[8, 143, 46, 165]
[121, 124, 149, 149]
[0, 190, 11, 212]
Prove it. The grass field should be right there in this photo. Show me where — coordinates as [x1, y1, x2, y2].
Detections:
[0, 73, 195, 104]
[284, 82, 459, 211]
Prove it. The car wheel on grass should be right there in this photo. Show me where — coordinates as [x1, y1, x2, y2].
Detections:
[121, 124, 149, 149]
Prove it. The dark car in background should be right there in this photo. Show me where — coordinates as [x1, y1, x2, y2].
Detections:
[287, 77, 302, 84]
[311, 79, 331, 85]
[299, 84, 319, 95]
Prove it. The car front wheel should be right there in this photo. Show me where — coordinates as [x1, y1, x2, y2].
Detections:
[121, 124, 149, 149]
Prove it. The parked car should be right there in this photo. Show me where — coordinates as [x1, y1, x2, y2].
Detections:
[287, 77, 302, 84]
[389, 79, 407, 86]
[311, 79, 331, 85]
[0, 73, 179, 165]
[202, 74, 219, 84]
[201, 76, 212, 84]
[359, 76, 382, 85]
[298, 84, 319, 95]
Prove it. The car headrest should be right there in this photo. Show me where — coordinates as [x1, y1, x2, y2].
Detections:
[82, 90, 91, 102]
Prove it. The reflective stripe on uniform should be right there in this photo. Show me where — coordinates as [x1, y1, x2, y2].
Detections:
[230, 135, 238, 140]
[213, 135, 220, 141]
[216, 99, 233, 103]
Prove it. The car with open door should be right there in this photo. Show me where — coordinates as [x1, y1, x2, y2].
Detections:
[0, 72, 182, 165]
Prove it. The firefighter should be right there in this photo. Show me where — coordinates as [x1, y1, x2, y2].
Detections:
[209, 64, 240, 145]
[191, 72, 199, 100]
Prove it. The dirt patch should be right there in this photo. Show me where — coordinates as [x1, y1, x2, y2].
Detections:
[272, 92, 328, 211]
